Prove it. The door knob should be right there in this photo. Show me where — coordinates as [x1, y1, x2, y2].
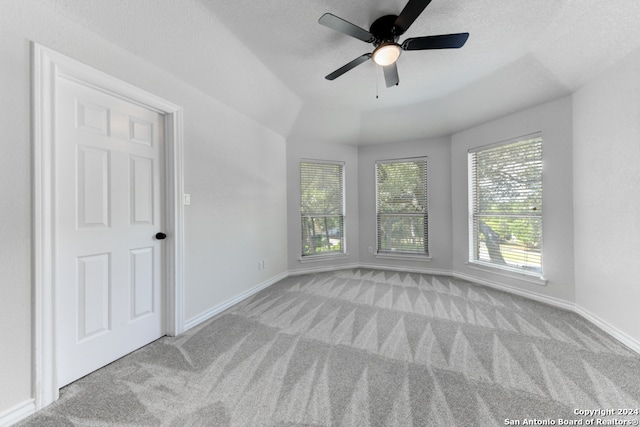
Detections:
[155, 232, 167, 240]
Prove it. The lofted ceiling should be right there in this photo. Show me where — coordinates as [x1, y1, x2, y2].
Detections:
[206, 0, 565, 110]
[202, 0, 640, 144]
[37, 0, 640, 144]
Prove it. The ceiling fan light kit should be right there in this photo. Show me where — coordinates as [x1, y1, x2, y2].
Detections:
[372, 43, 401, 66]
[319, 0, 469, 88]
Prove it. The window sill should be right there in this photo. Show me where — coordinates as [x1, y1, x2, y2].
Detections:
[465, 261, 547, 286]
[299, 253, 349, 264]
[375, 253, 432, 261]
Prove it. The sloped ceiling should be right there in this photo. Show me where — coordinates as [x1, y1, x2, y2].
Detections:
[37, 0, 640, 144]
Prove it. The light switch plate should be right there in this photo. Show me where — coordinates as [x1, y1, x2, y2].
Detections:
[184, 194, 191, 205]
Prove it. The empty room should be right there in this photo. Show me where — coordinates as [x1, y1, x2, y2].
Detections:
[2, 0, 640, 426]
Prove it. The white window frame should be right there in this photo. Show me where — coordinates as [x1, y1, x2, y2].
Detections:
[299, 159, 346, 260]
[468, 133, 543, 277]
[375, 157, 429, 258]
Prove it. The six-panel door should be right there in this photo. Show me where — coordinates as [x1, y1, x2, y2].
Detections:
[55, 76, 165, 387]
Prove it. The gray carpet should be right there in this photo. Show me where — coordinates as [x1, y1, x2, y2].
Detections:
[19, 269, 640, 426]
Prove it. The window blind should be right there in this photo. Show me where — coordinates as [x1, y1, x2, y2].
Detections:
[300, 161, 345, 256]
[469, 135, 543, 274]
[376, 158, 428, 255]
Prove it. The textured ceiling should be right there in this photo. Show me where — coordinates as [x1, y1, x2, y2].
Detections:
[205, 0, 564, 108]
[36, 0, 640, 144]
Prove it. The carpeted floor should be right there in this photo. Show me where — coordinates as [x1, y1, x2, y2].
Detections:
[19, 268, 640, 426]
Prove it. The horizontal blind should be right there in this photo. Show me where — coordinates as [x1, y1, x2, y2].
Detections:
[376, 158, 428, 255]
[300, 162, 343, 216]
[300, 161, 345, 256]
[469, 136, 543, 274]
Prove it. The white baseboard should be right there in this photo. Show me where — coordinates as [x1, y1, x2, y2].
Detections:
[452, 271, 576, 312]
[292, 263, 638, 356]
[289, 263, 361, 276]
[359, 263, 454, 277]
[183, 271, 289, 331]
[292, 262, 570, 310]
[12, 264, 638, 426]
[186, 263, 640, 357]
[0, 399, 35, 427]
[574, 305, 640, 354]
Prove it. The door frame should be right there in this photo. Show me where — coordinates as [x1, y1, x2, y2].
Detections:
[32, 43, 185, 409]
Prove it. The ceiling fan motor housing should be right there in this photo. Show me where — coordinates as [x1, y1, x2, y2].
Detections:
[370, 15, 404, 46]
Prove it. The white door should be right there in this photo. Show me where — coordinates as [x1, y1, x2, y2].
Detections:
[55, 76, 165, 387]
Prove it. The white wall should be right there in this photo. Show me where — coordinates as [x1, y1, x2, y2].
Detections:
[182, 91, 288, 322]
[0, 2, 33, 415]
[573, 48, 640, 346]
[451, 96, 575, 303]
[286, 139, 360, 273]
[357, 138, 454, 273]
[0, 0, 291, 416]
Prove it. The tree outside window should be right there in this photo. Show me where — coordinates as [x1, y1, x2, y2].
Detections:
[300, 161, 345, 257]
[376, 158, 428, 255]
[469, 135, 543, 274]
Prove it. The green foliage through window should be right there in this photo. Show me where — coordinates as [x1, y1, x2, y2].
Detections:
[469, 135, 543, 274]
[376, 158, 428, 255]
[300, 161, 345, 256]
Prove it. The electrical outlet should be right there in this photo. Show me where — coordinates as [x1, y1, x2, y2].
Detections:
[368, 247, 373, 253]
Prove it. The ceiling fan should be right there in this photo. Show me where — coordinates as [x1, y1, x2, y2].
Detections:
[319, 0, 469, 87]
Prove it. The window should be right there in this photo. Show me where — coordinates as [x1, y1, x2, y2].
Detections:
[376, 158, 428, 256]
[468, 134, 543, 275]
[300, 160, 345, 257]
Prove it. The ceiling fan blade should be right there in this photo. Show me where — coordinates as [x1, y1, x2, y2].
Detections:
[325, 54, 372, 80]
[319, 13, 375, 43]
[394, 0, 432, 32]
[402, 33, 469, 50]
[383, 63, 399, 87]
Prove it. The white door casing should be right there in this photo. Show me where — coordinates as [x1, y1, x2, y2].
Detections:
[33, 44, 185, 407]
